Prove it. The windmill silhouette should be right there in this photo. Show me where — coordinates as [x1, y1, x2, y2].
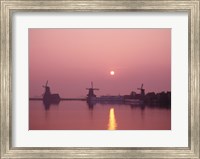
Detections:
[137, 83, 145, 96]
[42, 80, 60, 106]
[86, 82, 99, 98]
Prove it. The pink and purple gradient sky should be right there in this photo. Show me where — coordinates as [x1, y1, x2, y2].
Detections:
[29, 29, 171, 98]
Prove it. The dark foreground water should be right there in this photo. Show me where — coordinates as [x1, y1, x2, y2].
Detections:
[29, 101, 171, 130]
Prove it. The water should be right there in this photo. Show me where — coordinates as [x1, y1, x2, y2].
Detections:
[29, 101, 171, 130]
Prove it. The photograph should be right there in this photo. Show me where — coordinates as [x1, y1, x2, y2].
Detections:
[29, 28, 171, 130]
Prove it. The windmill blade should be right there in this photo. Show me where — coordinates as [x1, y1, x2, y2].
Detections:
[93, 88, 99, 90]
[91, 82, 93, 88]
[46, 80, 48, 87]
[141, 84, 143, 89]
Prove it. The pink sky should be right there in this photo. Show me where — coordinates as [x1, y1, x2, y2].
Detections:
[29, 29, 171, 98]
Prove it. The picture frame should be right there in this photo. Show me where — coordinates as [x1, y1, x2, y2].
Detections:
[0, 0, 199, 158]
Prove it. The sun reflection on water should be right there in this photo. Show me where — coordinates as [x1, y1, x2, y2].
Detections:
[108, 108, 117, 130]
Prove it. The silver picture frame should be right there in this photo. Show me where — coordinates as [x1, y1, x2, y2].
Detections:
[0, 0, 199, 158]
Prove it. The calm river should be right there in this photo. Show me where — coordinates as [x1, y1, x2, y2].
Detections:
[29, 101, 171, 130]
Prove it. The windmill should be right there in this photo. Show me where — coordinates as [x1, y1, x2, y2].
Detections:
[42, 80, 50, 95]
[137, 83, 145, 96]
[86, 82, 99, 98]
[42, 80, 60, 105]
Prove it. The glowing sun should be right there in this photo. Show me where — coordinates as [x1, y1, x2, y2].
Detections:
[110, 71, 115, 75]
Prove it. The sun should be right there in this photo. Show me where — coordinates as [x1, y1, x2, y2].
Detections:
[110, 71, 115, 76]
